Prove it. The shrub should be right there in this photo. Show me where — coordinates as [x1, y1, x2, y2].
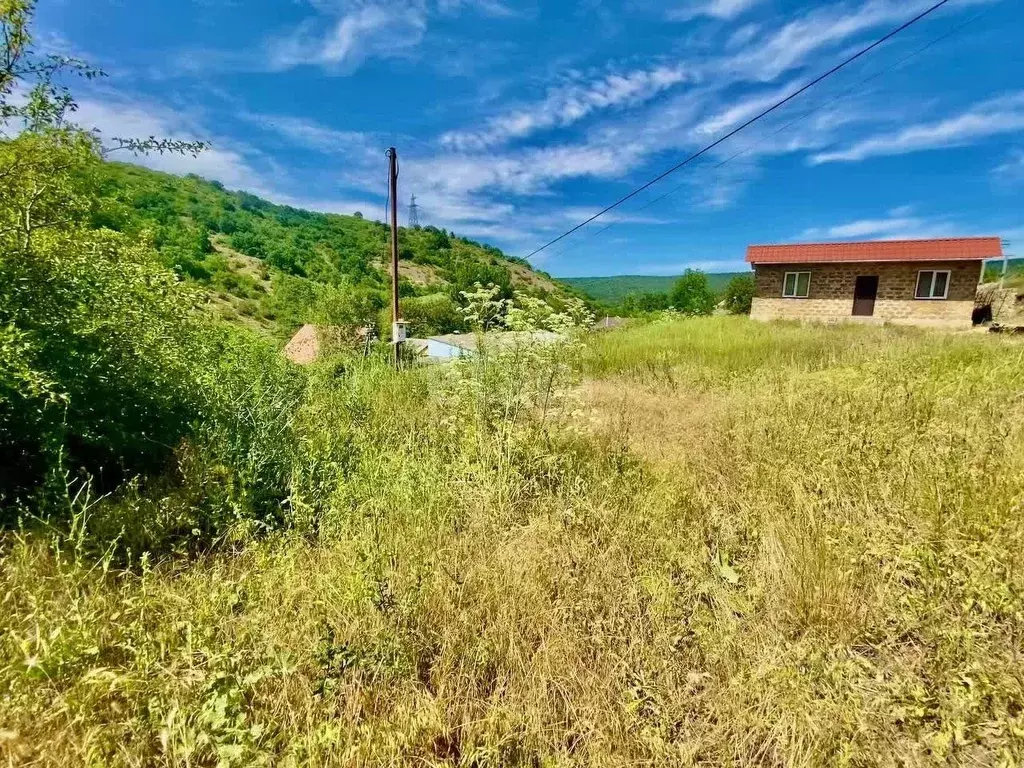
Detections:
[398, 293, 465, 336]
[723, 273, 755, 315]
[669, 269, 717, 316]
[0, 224, 210, 501]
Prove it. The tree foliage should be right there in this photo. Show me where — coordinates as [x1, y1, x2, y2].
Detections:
[88, 161, 562, 337]
[0, 2, 303, 534]
[621, 291, 670, 315]
[723, 274, 756, 315]
[0, 0, 577, 534]
[670, 270, 718, 316]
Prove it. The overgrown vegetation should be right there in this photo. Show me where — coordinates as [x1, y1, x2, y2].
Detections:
[722, 273, 755, 314]
[668, 269, 718, 316]
[3, 5, 1024, 765]
[4, 317, 1024, 765]
[92, 162, 573, 340]
[983, 257, 1024, 284]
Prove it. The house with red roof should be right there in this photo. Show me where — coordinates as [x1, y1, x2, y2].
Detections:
[746, 237, 1003, 329]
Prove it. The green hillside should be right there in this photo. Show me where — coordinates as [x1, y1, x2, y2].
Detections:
[91, 162, 569, 339]
[984, 257, 1024, 283]
[564, 272, 749, 304]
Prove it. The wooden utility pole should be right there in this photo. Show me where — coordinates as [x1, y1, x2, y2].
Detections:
[387, 147, 403, 366]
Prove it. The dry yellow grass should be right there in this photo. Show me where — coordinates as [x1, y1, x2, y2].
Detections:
[3, 318, 1024, 766]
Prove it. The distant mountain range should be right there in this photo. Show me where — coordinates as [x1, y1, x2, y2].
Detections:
[562, 272, 749, 304]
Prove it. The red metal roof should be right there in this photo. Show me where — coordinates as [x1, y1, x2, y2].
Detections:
[746, 237, 1003, 265]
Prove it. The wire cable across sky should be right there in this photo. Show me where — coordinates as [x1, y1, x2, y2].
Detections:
[521, 0, 956, 262]
[542, 3, 992, 265]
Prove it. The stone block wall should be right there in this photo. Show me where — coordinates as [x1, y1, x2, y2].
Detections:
[749, 260, 982, 329]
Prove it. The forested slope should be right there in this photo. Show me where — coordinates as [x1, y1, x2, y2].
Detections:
[91, 162, 570, 339]
[563, 272, 747, 305]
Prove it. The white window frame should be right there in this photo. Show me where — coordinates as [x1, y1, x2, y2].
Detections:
[782, 271, 811, 299]
[915, 269, 951, 300]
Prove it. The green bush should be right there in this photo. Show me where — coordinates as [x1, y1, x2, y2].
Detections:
[0, 217, 209, 501]
[0, 78, 305, 543]
[723, 273, 755, 315]
[669, 269, 717, 316]
[398, 293, 465, 337]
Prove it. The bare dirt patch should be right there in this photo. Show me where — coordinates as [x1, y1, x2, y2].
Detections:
[372, 259, 447, 287]
[508, 262, 560, 293]
[210, 236, 272, 285]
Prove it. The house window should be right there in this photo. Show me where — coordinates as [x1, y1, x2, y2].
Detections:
[915, 270, 950, 300]
[782, 271, 811, 298]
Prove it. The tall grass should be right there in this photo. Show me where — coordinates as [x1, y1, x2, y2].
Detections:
[2, 319, 1024, 766]
[582, 315, 923, 385]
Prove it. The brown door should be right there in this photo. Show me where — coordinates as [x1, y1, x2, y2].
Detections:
[852, 276, 879, 316]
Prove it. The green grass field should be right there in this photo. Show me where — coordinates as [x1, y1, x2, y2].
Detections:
[4, 318, 1024, 766]
[561, 272, 748, 304]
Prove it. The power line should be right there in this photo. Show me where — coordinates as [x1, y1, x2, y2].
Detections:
[544, 3, 990, 263]
[522, 0, 955, 262]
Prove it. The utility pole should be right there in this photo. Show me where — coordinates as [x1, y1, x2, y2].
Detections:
[408, 194, 420, 228]
[387, 148, 404, 367]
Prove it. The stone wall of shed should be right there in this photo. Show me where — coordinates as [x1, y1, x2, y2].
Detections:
[749, 260, 981, 329]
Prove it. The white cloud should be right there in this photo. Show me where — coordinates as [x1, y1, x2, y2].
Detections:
[436, 0, 517, 17]
[413, 195, 516, 225]
[720, 0, 997, 83]
[993, 148, 1024, 182]
[240, 113, 382, 157]
[73, 93, 271, 193]
[270, 4, 427, 72]
[721, 0, 902, 81]
[692, 80, 798, 137]
[427, 0, 999, 221]
[812, 92, 1024, 164]
[726, 23, 760, 49]
[261, 0, 524, 74]
[411, 141, 640, 199]
[668, 0, 761, 22]
[441, 64, 693, 150]
[797, 210, 961, 241]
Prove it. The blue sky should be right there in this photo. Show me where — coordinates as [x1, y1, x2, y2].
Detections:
[37, 0, 1024, 276]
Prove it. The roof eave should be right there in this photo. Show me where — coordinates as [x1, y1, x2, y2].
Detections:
[747, 257, 990, 265]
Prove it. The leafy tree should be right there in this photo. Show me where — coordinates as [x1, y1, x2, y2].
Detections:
[230, 229, 267, 260]
[723, 274, 755, 315]
[397, 293, 464, 337]
[0, 2, 292, 522]
[621, 291, 670, 315]
[670, 270, 717, 316]
[447, 259, 513, 302]
[310, 282, 384, 327]
[156, 220, 213, 279]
